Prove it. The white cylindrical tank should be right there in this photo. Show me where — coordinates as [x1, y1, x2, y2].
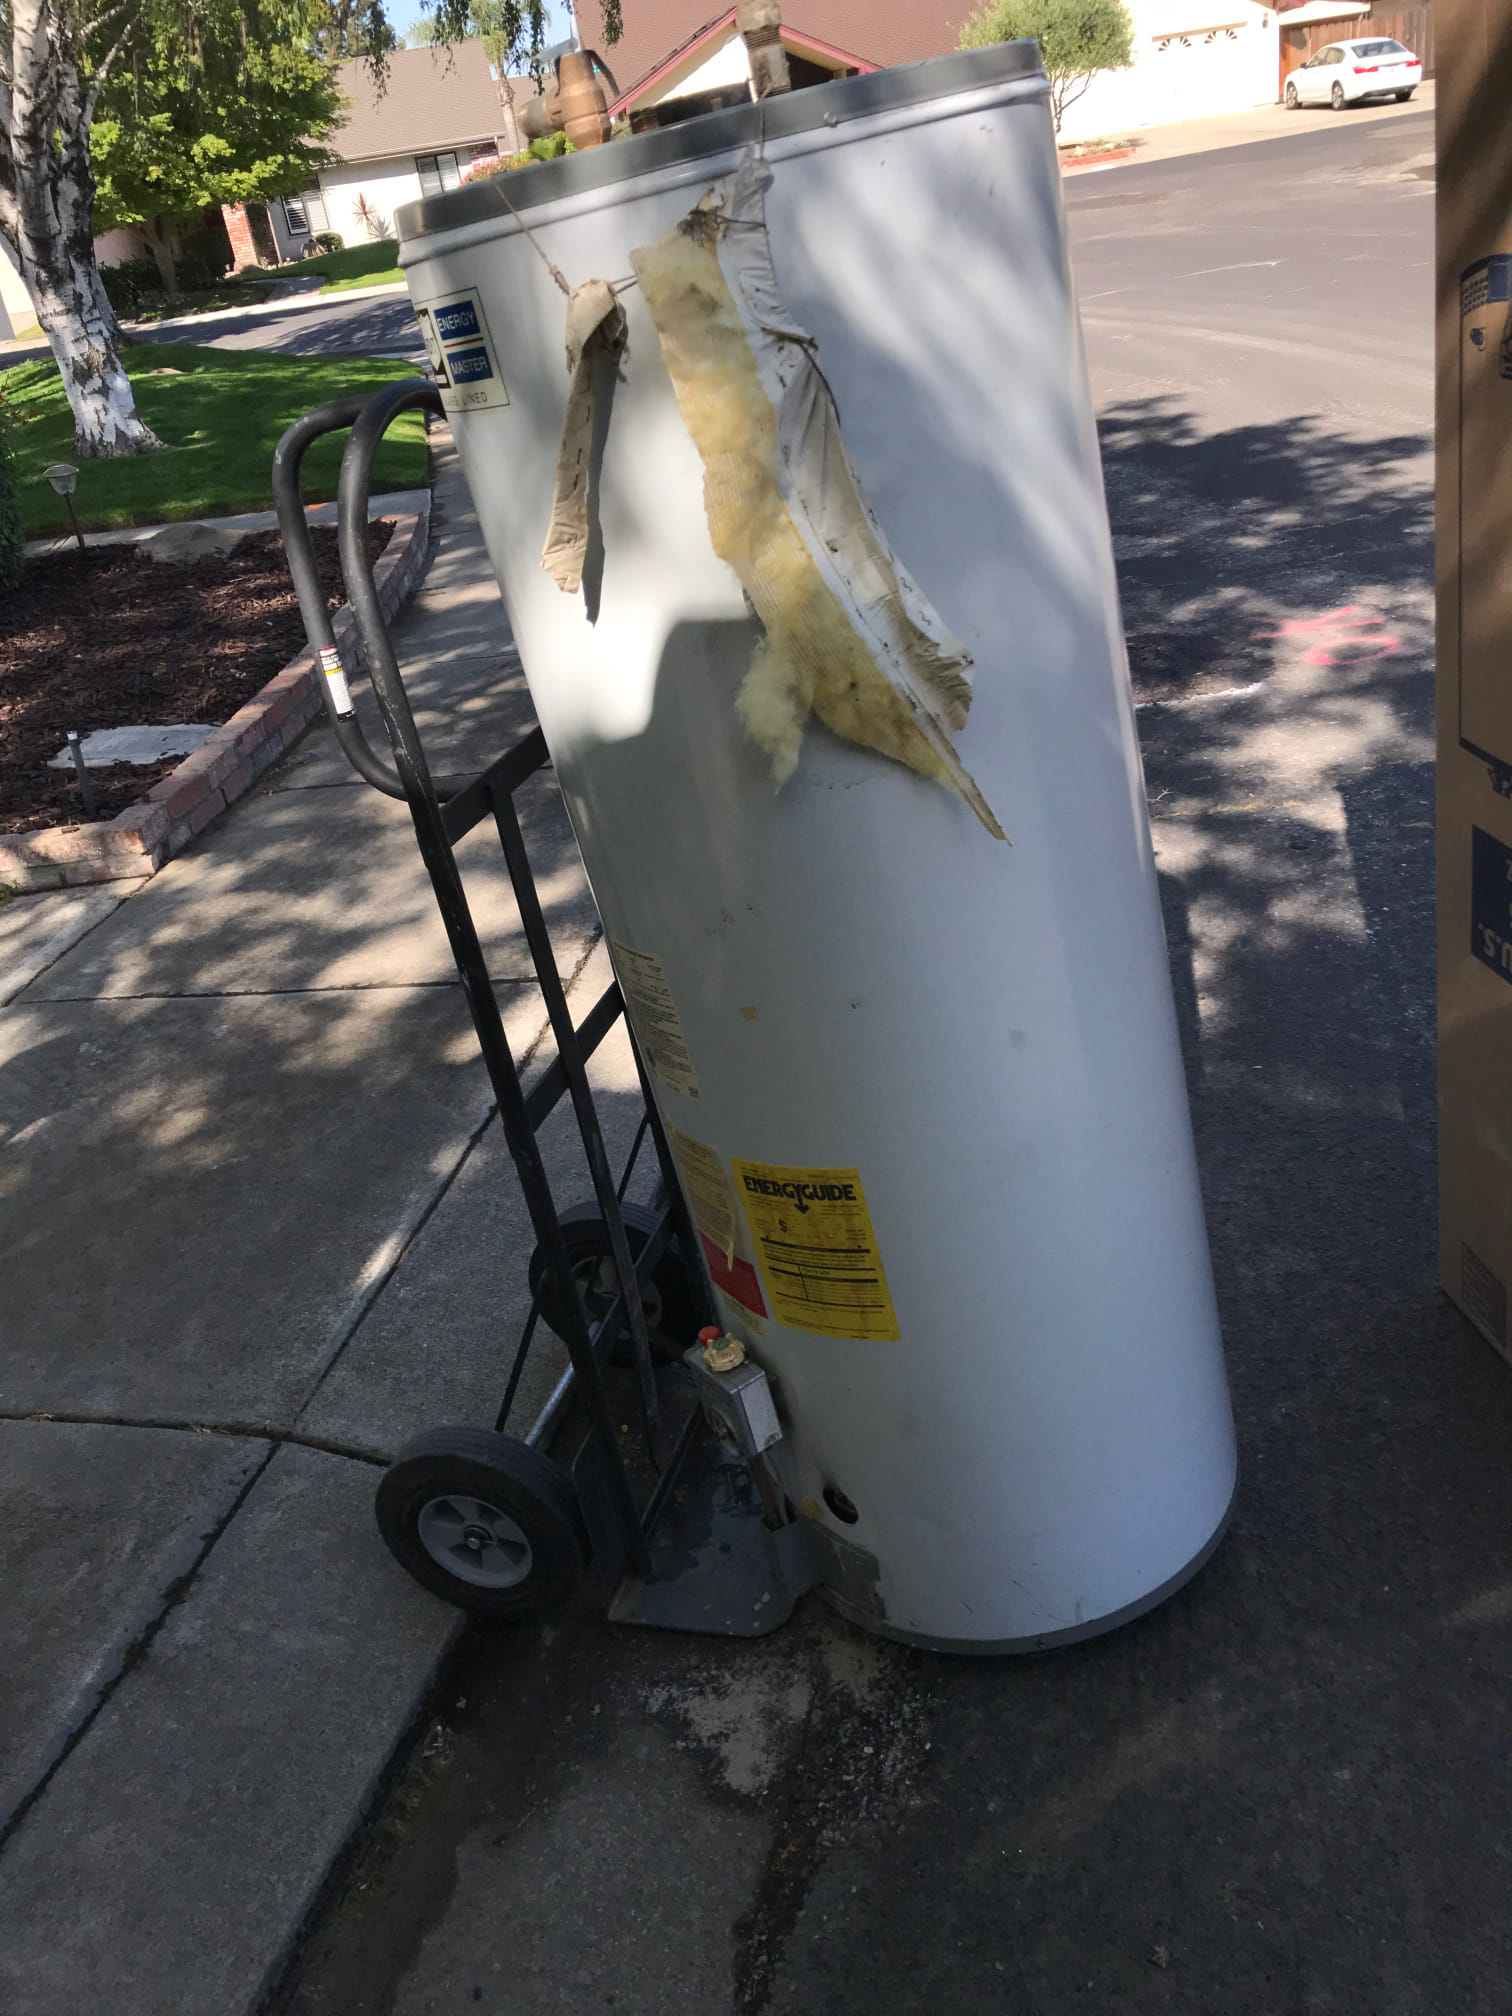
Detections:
[395, 42, 1237, 1652]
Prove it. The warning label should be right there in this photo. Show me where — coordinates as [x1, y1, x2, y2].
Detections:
[611, 941, 701, 1098]
[668, 1127, 767, 1319]
[668, 1127, 737, 1261]
[732, 1160, 899, 1341]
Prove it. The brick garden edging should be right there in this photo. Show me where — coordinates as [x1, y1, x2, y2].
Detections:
[0, 506, 430, 894]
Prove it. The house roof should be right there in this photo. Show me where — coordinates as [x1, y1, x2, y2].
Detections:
[587, 0, 976, 104]
[331, 42, 510, 161]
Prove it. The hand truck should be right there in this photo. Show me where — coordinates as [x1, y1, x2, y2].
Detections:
[273, 380, 819, 1637]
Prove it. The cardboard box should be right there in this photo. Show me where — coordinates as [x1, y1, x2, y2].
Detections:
[1438, 0, 1512, 1356]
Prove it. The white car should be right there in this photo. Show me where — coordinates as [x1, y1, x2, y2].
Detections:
[1284, 38, 1422, 110]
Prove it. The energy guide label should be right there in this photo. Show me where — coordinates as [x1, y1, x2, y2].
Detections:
[610, 941, 700, 1098]
[415, 289, 510, 414]
[732, 1160, 899, 1342]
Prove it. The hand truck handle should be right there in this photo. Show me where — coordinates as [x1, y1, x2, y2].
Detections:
[336, 381, 454, 812]
[270, 395, 411, 801]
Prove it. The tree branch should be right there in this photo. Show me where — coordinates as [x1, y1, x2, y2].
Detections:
[82, 21, 134, 121]
[79, 0, 140, 39]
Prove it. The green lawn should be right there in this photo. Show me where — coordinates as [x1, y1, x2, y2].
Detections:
[7, 345, 429, 537]
[262, 240, 404, 294]
[321, 264, 403, 294]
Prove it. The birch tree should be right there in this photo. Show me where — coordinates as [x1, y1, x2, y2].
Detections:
[3, 0, 587, 460]
[0, 0, 164, 454]
[0, 0, 348, 457]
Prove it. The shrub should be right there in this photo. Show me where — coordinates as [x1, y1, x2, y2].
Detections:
[305, 230, 344, 256]
[0, 382, 31, 596]
[174, 211, 233, 289]
[0, 456, 22, 595]
[352, 193, 392, 240]
[101, 230, 228, 312]
[176, 244, 229, 292]
[960, 0, 1135, 131]
[101, 255, 162, 318]
[468, 132, 575, 179]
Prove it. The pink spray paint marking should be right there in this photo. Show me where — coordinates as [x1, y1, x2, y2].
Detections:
[1252, 605, 1399, 667]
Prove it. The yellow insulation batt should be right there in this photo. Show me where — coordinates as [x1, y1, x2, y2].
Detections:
[629, 153, 1004, 840]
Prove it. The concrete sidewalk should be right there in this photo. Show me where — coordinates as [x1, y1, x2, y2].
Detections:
[0, 430, 633, 2013]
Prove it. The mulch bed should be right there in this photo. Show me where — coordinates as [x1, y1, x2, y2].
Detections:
[0, 522, 391, 835]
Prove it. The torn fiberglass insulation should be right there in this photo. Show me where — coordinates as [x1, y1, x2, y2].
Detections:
[629, 147, 1005, 840]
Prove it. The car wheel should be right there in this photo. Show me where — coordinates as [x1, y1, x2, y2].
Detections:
[1395, 88, 1414, 100]
[1285, 80, 1300, 108]
[375, 1427, 588, 1620]
[1331, 81, 1347, 109]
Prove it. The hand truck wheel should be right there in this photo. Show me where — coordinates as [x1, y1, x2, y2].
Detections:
[529, 1199, 699, 1366]
[375, 1427, 587, 1619]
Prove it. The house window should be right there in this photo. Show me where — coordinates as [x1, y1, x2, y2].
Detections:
[281, 194, 310, 235]
[416, 152, 462, 198]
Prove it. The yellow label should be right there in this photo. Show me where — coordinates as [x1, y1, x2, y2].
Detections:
[667, 1126, 738, 1264]
[731, 1160, 899, 1342]
[610, 940, 700, 1098]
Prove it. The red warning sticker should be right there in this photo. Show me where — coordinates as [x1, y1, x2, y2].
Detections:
[699, 1232, 768, 1319]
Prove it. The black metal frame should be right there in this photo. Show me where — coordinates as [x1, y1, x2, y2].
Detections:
[272, 381, 714, 1594]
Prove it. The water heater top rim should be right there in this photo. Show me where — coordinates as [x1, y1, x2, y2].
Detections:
[394, 40, 1047, 248]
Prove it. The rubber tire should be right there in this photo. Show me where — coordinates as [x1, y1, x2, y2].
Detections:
[1331, 81, 1347, 109]
[375, 1427, 586, 1620]
[1395, 88, 1414, 100]
[1284, 80, 1299, 108]
[529, 1199, 700, 1365]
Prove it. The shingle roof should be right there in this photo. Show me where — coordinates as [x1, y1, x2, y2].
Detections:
[588, 0, 976, 102]
[330, 41, 511, 161]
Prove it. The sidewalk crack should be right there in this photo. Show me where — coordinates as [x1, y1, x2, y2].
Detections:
[0, 1439, 275, 1858]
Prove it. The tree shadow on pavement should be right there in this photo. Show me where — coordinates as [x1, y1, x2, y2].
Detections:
[1099, 396, 1432, 703]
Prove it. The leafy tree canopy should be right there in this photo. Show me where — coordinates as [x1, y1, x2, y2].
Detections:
[959, 0, 1134, 129]
[314, 0, 400, 61]
[90, 0, 343, 287]
[409, 0, 550, 72]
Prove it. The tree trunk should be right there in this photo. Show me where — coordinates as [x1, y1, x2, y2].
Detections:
[30, 253, 164, 456]
[0, 0, 162, 456]
[140, 216, 182, 300]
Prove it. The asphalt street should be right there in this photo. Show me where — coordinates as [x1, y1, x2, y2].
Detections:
[147, 287, 424, 360]
[269, 110, 1490, 2016]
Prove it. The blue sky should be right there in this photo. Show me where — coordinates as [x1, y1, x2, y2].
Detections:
[388, 0, 578, 51]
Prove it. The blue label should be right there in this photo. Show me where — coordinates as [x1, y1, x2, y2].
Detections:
[1471, 826, 1512, 983]
[446, 344, 494, 383]
[433, 299, 482, 342]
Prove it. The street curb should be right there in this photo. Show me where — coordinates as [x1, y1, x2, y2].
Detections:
[0, 505, 429, 894]
[1062, 145, 1139, 171]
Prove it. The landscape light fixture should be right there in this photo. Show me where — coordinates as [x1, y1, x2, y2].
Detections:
[44, 462, 85, 551]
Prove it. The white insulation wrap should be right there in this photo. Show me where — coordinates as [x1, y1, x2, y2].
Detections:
[397, 43, 1237, 1651]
